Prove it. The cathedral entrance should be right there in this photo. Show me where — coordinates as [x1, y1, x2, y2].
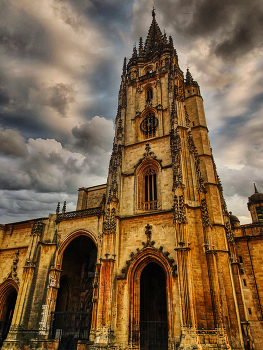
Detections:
[50, 235, 97, 350]
[140, 263, 168, 350]
[0, 287, 17, 348]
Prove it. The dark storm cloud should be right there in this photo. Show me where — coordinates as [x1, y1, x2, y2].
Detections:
[72, 116, 114, 153]
[86, 0, 133, 34]
[0, 110, 51, 140]
[0, 0, 51, 61]
[0, 189, 77, 224]
[0, 127, 28, 157]
[217, 163, 263, 198]
[53, 0, 133, 46]
[82, 60, 120, 120]
[0, 88, 9, 105]
[0, 69, 52, 139]
[0, 0, 262, 225]
[41, 83, 76, 117]
[215, 11, 263, 59]
[0, 115, 113, 197]
[145, 0, 263, 60]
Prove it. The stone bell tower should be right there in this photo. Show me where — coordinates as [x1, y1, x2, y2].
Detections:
[90, 9, 246, 350]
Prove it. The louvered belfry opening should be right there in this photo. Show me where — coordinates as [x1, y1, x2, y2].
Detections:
[144, 168, 157, 210]
[140, 263, 168, 350]
[146, 88, 153, 102]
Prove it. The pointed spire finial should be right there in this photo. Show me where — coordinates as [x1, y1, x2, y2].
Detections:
[163, 30, 168, 44]
[132, 44, 137, 58]
[62, 201, 66, 216]
[139, 37, 143, 55]
[254, 183, 259, 193]
[169, 35, 174, 48]
[122, 57, 126, 75]
[186, 68, 193, 85]
[56, 202, 60, 215]
[152, 7, 156, 18]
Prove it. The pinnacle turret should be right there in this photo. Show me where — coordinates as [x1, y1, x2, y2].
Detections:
[163, 30, 168, 44]
[122, 57, 126, 76]
[132, 45, 138, 58]
[186, 68, 194, 85]
[169, 36, 174, 49]
[139, 37, 143, 56]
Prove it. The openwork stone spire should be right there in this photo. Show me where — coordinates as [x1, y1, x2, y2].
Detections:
[144, 9, 165, 57]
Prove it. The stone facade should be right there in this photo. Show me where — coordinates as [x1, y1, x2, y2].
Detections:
[0, 11, 262, 350]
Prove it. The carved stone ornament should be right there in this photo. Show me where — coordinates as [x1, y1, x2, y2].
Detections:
[119, 240, 177, 279]
[4, 250, 20, 285]
[187, 130, 206, 192]
[225, 222, 234, 242]
[211, 151, 228, 215]
[145, 223, 152, 243]
[173, 195, 187, 224]
[57, 207, 103, 222]
[134, 142, 162, 170]
[177, 77, 185, 102]
[117, 118, 123, 140]
[48, 273, 59, 288]
[184, 105, 190, 128]
[103, 207, 117, 234]
[170, 100, 178, 128]
[108, 143, 122, 203]
[200, 199, 212, 227]
[93, 265, 100, 289]
[115, 106, 121, 120]
[39, 304, 49, 335]
[31, 221, 44, 236]
[170, 127, 182, 189]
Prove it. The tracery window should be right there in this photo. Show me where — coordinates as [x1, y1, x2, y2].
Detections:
[140, 113, 158, 139]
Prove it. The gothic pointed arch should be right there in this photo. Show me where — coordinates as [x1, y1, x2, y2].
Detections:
[57, 229, 98, 269]
[144, 83, 154, 103]
[0, 279, 18, 347]
[0, 279, 19, 317]
[126, 248, 175, 350]
[135, 147, 162, 211]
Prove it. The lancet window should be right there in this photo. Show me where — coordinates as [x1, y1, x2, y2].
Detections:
[144, 167, 157, 210]
[146, 88, 153, 102]
[137, 162, 160, 211]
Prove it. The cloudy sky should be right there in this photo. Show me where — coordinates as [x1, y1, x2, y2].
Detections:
[0, 0, 263, 224]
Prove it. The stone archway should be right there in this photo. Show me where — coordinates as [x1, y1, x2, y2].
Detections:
[0, 279, 19, 348]
[50, 233, 98, 350]
[140, 262, 168, 350]
[127, 248, 174, 350]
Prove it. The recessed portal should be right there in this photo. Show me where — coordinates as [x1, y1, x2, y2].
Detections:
[140, 262, 168, 350]
[50, 235, 97, 349]
[0, 288, 17, 348]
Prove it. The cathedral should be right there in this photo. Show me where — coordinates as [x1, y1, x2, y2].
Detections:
[1, 10, 263, 350]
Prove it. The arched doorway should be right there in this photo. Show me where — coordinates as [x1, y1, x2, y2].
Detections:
[0, 286, 17, 348]
[140, 263, 168, 350]
[50, 235, 97, 349]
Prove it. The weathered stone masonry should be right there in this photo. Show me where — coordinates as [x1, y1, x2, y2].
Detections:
[1, 10, 263, 350]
